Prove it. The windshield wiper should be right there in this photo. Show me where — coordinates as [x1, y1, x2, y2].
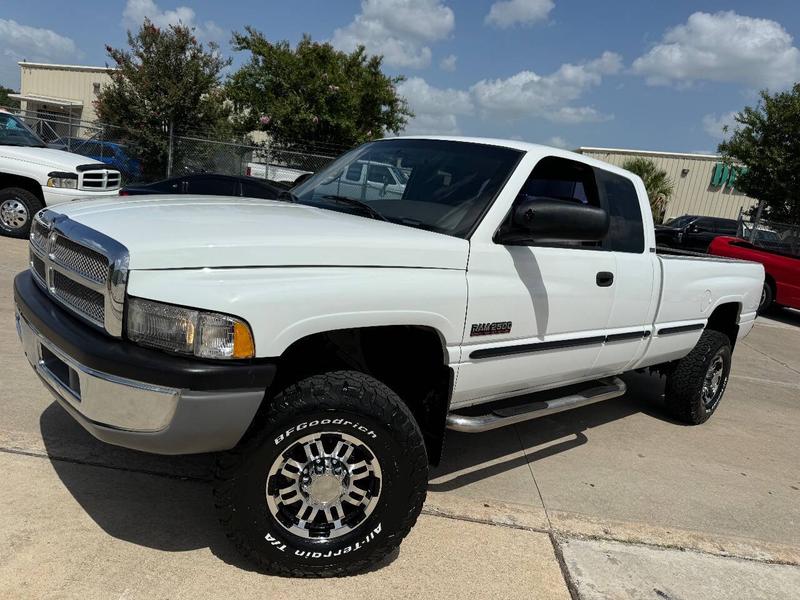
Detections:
[319, 195, 389, 222]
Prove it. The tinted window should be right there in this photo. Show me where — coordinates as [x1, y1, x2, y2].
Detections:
[242, 181, 277, 199]
[366, 164, 393, 184]
[594, 169, 644, 253]
[344, 163, 363, 182]
[185, 176, 237, 196]
[714, 219, 737, 234]
[518, 157, 598, 206]
[694, 218, 714, 231]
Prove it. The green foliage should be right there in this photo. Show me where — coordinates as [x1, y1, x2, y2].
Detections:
[95, 19, 231, 179]
[718, 84, 800, 223]
[226, 31, 412, 149]
[0, 86, 19, 108]
[622, 157, 674, 223]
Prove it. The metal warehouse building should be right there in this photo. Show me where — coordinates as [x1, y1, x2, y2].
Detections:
[577, 147, 757, 221]
[9, 61, 113, 136]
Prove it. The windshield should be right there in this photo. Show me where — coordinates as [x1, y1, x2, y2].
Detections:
[292, 139, 522, 238]
[0, 113, 46, 148]
[664, 215, 695, 228]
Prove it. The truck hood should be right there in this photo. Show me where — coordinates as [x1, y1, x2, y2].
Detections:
[0, 146, 102, 171]
[48, 196, 470, 270]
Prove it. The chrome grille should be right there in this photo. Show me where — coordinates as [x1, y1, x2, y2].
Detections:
[52, 271, 105, 325]
[28, 210, 129, 337]
[79, 169, 121, 191]
[51, 236, 108, 284]
[30, 250, 46, 283]
[30, 218, 49, 251]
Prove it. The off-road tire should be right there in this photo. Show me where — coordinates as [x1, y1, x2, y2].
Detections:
[0, 187, 42, 238]
[213, 370, 428, 577]
[664, 329, 732, 425]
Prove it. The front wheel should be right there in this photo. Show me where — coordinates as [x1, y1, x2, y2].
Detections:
[213, 370, 428, 577]
[664, 329, 732, 424]
[0, 187, 42, 238]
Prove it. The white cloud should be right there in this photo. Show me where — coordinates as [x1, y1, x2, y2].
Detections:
[331, 0, 454, 68]
[397, 76, 473, 134]
[702, 111, 739, 140]
[632, 11, 800, 89]
[439, 54, 457, 71]
[0, 19, 81, 89]
[470, 51, 622, 123]
[122, 0, 224, 43]
[397, 51, 620, 135]
[485, 0, 554, 28]
[546, 136, 570, 149]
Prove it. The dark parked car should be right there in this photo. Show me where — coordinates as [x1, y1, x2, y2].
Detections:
[120, 173, 284, 199]
[655, 215, 738, 252]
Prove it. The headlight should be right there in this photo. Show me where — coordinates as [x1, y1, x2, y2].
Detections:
[46, 172, 78, 189]
[126, 297, 255, 359]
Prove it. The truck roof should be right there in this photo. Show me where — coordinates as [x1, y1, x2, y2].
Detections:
[382, 135, 637, 181]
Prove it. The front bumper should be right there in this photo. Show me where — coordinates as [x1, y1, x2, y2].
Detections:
[14, 271, 276, 454]
[42, 187, 120, 205]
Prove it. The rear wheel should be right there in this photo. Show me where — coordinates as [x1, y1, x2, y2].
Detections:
[0, 187, 42, 238]
[213, 370, 428, 577]
[664, 329, 732, 425]
[758, 281, 774, 314]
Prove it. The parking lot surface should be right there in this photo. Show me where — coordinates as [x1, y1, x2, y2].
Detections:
[1, 235, 798, 598]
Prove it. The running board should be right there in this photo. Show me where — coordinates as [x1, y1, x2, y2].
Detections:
[445, 377, 627, 433]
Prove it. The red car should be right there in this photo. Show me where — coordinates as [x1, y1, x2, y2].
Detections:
[709, 236, 800, 313]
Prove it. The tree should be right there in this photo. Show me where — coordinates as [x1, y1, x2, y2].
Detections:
[718, 84, 800, 224]
[0, 87, 19, 109]
[95, 19, 231, 179]
[226, 31, 412, 149]
[622, 157, 674, 223]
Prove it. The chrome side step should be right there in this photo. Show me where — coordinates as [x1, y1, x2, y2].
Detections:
[446, 377, 627, 433]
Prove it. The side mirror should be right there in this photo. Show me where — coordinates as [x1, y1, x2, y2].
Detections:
[509, 197, 609, 243]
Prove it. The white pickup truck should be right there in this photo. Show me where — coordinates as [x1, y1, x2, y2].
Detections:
[0, 111, 120, 237]
[13, 136, 763, 577]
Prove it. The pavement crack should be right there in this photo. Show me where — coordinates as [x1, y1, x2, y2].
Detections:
[741, 340, 800, 377]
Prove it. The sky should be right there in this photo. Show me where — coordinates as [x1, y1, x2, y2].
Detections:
[1, 0, 799, 154]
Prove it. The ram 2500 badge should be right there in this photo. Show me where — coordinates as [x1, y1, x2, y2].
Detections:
[13, 136, 763, 576]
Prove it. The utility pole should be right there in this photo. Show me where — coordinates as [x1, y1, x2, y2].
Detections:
[166, 120, 174, 178]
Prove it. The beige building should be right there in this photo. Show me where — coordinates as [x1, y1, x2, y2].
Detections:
[577, 147, 757, 221]
[9, 62, 114, 137]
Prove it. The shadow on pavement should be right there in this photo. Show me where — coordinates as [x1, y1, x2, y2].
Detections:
[763, 307, 800, 328]
[38, 402, 398, 573]
[430, 371, 673, 491]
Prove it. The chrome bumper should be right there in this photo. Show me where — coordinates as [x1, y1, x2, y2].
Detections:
[18, 310, 180, 432]
[16, 309, 266, 455]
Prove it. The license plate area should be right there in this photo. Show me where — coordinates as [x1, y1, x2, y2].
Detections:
[40, 345, 81, 401]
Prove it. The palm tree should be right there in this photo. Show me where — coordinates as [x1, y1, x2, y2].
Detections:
[622, 157, 674, 223]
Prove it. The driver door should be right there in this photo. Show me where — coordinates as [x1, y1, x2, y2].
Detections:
[453, 156, 616, 406]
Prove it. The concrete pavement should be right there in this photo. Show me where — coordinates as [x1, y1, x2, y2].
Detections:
[1, 235, 799, 598]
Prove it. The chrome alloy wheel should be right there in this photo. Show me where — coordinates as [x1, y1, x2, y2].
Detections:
[0, 198, 29, 229]
[702, 354, 725, 408]
[266, 431, 382, 539]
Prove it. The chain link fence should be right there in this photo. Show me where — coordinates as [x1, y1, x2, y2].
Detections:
[2, 105, 340, 185]
[737, 211, 800, 256]
[170, 135, 336, 183]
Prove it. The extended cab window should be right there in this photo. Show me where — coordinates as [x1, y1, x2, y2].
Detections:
[594, 169, 644, 253]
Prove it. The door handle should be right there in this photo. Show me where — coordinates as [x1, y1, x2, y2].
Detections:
[596, 271, 614, 287]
